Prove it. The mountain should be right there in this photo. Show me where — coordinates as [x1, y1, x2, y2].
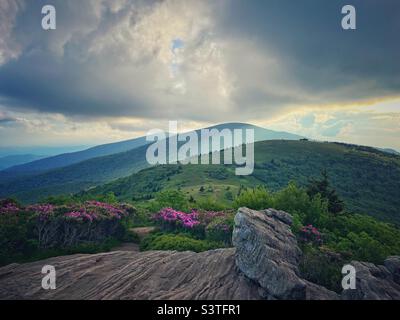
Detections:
[378, 147, 400, 156]
[89, 140, 400, 225]
[207, 122, 304, 141]
[0, 146, 88, 157]
[0, 154, 46, 171]
[0, 123, 304, 203]
[1, 123, 302, 177]
[1, 136, 150, 177]
[0, 143, 151, 203]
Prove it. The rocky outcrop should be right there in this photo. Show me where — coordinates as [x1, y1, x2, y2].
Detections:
[0, 249, 259, 300]
[341, 259, 400, 300]
[232, 207, 338, 300]
[0, 207, 399, 300]
[232, 207, 400, 300]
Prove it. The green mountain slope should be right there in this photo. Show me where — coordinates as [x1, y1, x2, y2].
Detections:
[0, 123, 303, 203]
[88, 140, 400, 225]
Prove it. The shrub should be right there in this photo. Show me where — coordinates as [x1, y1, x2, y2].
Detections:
[140, 233, 221, 252]
[322, 213, 400, 264]
[0, 201, 36, 265]
[274, 182, 329, 227]
[233, 186, 273, 210]
[205, 215, 234, 245]
[299, 225, 323, 245]
[0, 200, 135, 265]
[29, 201, 133, 249]
[299, 244, 344, 293]
[154, 190, 189, 212]
[233, 183, 329, 227]
[152, 207, 235, 243]
[306, 170, 344, 214]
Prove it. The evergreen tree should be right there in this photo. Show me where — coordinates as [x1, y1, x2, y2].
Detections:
[307, 170, 344, 214]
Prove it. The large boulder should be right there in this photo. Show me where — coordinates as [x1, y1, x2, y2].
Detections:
[341, 259, 400, 300]
[232, 207, 338, 300]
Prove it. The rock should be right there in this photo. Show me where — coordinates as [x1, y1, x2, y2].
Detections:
[304, 280, 339, 300]
[384, 256, 400, 285]
[0, 206, 398, 300]
[232, 207, 338, 300]
[0, 249, 259, 300]
[341, 260, 400, 300]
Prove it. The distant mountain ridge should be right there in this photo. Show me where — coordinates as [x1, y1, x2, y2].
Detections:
[0, 123, 304, 203]
[1, 136, 150, 176]
[0, 154, 46, 170]
[0, 123, 303, 178]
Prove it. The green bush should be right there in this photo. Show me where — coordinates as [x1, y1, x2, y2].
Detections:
[274, 182, 329, 227]
[322, 213, 400, 264]
[233, 183, 329, 227]
[233, 186, 273, 210]
[0, 211, 36, 265]
[299, 244, 344, 293]
[140, 233, 221, 252]
[205, 215, 234, 245]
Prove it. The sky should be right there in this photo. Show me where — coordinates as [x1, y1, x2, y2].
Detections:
[0, 0, 399, 150]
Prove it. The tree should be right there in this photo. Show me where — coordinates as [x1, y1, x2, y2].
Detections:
[306, 170, 344, 214]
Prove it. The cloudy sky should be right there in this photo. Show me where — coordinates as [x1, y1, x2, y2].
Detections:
[0, 0, 399, 150]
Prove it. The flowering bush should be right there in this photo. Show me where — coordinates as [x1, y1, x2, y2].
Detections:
[30, 201, 134, 249]
[299, 224, 323, 245]
[26, 204, 55, 221]
[0, 199, 135, 258]
[153, 207, 234, 245]
[153, 208, 200, 229]
[0, 199, 21, 215]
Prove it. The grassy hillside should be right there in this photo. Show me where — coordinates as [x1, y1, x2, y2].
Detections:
[88, 140, 400, 225]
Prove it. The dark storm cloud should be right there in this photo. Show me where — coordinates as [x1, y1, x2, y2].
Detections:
[0, 0, 399, 120]
[219, 0, 400, 102]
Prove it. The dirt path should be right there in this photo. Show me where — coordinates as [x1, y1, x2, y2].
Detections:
[130, 226, 155, 240]
[111, 226, 155, 252]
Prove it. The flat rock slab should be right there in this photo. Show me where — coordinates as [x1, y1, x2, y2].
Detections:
[0, 248, 259, 300]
